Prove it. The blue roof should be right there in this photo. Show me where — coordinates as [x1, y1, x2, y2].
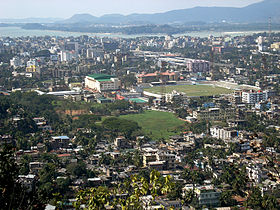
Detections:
[53, 136, 69, 140]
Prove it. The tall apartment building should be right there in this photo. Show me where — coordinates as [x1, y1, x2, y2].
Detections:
[59, 51, 77, 62]
[185, 59, 210, 73]
[242, 90, 265, 104]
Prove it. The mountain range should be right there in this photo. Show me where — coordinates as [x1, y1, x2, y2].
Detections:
[58, 0, 280, 25]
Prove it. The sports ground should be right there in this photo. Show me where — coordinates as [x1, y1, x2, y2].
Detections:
[144, 84, 233, 96]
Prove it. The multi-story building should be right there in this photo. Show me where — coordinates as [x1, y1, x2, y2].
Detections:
[114, 137, 132, 149]
[143, 153, 157, 167]
[59, 50, 77, 62]
[210, 127, 238, 140]
[158, 57, 210, 73]
[242, 90, 265, 104]
[193, 108, 234, 121]
[10, 57, 22, 68]
[136, 71, 179, 84]
[271, 42, 280, 50]
[183, 185, 221, 207]
[156, 153, 176, 170]
[49, 136, 70, 150]
[246, 164, 267, 184]
[85, 74, 121, 92]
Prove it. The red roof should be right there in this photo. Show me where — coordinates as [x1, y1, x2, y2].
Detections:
[58, 154, 71, 158]
[138, 71, 175, 77]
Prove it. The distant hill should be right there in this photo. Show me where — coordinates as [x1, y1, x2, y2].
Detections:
[59, 0, 280, 24]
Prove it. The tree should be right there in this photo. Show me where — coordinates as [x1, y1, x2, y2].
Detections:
[245, 187, 279, 210]
[121, 74, 137, 88]
[74, 170, 174, 209]
[66, 162, 87, 177]
[220, 191, 237, 207]
[102, 117, 140, 138]
[0, 145, 39, 209]
[38, 163, 57, 202]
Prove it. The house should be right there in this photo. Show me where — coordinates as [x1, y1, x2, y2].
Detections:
[183, 184, 221, 207]
[50, 136, 70, 150]
[29, 162, 43, 174]
[148, 161, 166, 171]
[18, 174, 36, 192]
[140, 195, 163, 210]
[143, 153, 157, 167]
[114, 137, 132, 149]
[157, 153, 176, 170]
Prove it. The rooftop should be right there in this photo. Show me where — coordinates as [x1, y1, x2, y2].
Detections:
[87, 74, 115, 81]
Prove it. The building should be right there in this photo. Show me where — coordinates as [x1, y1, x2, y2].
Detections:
[85, 74, 121, 92]
[26, 65, 40, 73]
[156, 153, 176, 170]
[210, 127, 238, 140]
[246, 164, 267, 184]
[183, 184, 221, 207]
[114, 137, 132, 149]
[270, 42, 280, 50]
[50, 136, 70, 150]
[193, 108, 234, 121]
[86, 48, 104, 58]
[59, 50, 76, 62]
[158, 57, 210, 73]
[10, 57, 22, 68]
[143, 153, 157, 167]
[147, 161, 165, 171]
[27, 59, 38, 67]
[26, 59, 40, 73]
[242, 90, 265, 104]
[136, 71, 179, 84]
[256, 36, 264, 52]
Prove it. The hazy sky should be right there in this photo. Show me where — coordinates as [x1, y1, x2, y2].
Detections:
[0, 0, 263, 19]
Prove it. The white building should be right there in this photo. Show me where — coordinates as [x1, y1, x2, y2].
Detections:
[27, 59, 38, 67]
[59, 51, 76, 62]
[10, 57, 22, 68]
[242, 91, 265, 104]
[256, 36, 264, 52]
[183, 184, 221, 207]
[210, 127, 238, 140]
[85, 74, 121, 92]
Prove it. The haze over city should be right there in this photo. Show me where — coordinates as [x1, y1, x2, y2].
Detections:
[0, 0, 263, 19]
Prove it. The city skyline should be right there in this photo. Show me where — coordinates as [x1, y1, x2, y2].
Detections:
[0, 0, 263, 19]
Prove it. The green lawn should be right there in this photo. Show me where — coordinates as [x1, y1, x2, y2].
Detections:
[145, 85, 233, 96]
[119, 110, 185, 140]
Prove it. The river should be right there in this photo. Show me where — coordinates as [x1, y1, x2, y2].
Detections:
[0, 26, 278, 38]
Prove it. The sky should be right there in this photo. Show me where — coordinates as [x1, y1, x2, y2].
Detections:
[0, 0, 263, 19]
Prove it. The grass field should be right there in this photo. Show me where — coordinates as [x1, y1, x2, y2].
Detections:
[119, 110, 185, 140]
[145, 85, 233, 96]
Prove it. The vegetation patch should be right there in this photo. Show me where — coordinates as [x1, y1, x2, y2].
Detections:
[119, 110, 185, 140]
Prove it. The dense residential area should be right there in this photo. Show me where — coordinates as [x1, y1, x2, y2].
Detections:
[0, 31, 280, 210]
